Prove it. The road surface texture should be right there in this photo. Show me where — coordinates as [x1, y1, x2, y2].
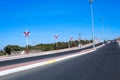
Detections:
[0, 43, 102, 67]
[1, 42, 120, 80]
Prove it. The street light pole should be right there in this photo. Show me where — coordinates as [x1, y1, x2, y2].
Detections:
[101, 18, 104, 44]
[89, 0, 95, 48]
[79, 33, 81, 44]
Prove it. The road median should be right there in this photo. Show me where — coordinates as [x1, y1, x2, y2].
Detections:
[0, 44, 104, 77]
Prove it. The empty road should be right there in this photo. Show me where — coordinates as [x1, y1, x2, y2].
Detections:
[1, 42, 120, 80]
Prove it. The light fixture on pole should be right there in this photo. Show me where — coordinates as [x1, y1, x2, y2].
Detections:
[89, 0, 95, 48]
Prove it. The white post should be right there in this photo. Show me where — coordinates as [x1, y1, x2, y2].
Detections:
[89, 0, 95, 48]
[68, 40, 70, 48]
[70, 37, 73, 47]
[56, 38, 57, 48]
[24, 30, 30, 54]
[54, 35, 59, 49]
[26, 36, 28, 50]
[79, 33, 81, 48]
[101, 18, 104, 44]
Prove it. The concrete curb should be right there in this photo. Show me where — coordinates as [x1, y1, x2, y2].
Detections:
[0, 44, 104, 77]
[0, 44, 93, 62]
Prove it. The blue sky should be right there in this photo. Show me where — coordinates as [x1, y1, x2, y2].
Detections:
[0, 0, 120, 50]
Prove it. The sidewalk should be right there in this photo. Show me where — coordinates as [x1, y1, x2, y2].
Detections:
[0, 48, 93, 71]
[0, 44, 104, 76]
[0, 43, 92, 62]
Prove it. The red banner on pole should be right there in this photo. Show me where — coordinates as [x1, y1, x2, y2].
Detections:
[54, 35, 59, 39]
[24, 31, 30, 37]
[70, 37, 73, 41]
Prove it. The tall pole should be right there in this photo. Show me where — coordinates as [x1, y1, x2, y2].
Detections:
[101, 18, 104, 44]
[54, 35, 59, 50]
[89, 0, 95, 48]
[108, 27, 110, 41]
[26, 36, 28, 51]
[107, 26, 110, 41]
[68, 40, 70, 48]
[78, 33, 81, 48]
[70, 36, 73, 47]
[79, 33, 81, 44]
[24, 30, 30, 54]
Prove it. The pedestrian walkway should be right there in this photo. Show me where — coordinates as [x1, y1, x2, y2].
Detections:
[0, 43, 92, 62]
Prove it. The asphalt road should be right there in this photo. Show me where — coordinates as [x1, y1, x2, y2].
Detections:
[1, 42, 120, 80]
[0, 43, 102, 67]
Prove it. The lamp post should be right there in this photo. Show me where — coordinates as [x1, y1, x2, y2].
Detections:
[24, 30, 30, 54]
[89, 0, 95, 48]
[101, 18, 104, 44]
